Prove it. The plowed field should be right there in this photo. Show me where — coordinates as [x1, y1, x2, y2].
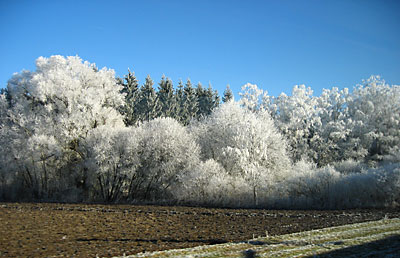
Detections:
[0, 203, 398, 257]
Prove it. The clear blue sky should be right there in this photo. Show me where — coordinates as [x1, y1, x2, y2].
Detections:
[1, 0, 399, 97]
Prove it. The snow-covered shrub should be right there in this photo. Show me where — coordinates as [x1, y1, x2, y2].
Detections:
[133, 117, 200, 201]
[286, 160, 342, 209]
[332, 159, 368, 175]
[286, 159, 400, 209]
[191, 100, 291, 206]
[173, 159, 253, 207]
[381, 148, 400, 164]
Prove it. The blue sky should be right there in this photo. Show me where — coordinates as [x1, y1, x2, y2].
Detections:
[1, 0, 399, 97]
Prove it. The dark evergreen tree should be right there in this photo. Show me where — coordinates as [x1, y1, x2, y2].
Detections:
[138, 75, 160, 121]
[157, 75, 176, 118]
[196, 83, 220, 117]
[121, 69, 140, 126]
[175, 79, 185, 123]
[207, 84, 220, 114]
[222, 85, 233, 103]
[195, 82, 207, 117]
[182, 79, 198, 125]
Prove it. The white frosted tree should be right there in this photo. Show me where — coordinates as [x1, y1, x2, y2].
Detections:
[191, 100, 291, 206]
[269, 85, 322, 164]
[133, 117, 200, 200]
[84, 126, 141, 202]
[346, 76, 400, 163]
[239, 83, 270, 113]
[0, 55, 125, 199]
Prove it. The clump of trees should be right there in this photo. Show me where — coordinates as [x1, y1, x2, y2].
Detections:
[0, 55, 399, 209]
[241, 77, 400, 167]
[118, 71, 220, 126]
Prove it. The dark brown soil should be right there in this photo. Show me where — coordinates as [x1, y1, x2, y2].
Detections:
[0, 203, 398, 257]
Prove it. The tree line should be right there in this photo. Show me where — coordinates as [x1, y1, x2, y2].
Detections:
[0, 55, 398, 209]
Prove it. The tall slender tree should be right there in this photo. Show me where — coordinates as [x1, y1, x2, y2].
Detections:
[121, 69, 140, 126]
[196, 82, 207, 117]
[175, 79, 185, 123]
[181, 79, 198, 125]
[207, 84, 220, 114]
[138, 75, 159, 122]
[157, 75, 176, 118]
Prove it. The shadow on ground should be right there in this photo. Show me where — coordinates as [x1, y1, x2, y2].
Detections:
[305, 235, 400, 257]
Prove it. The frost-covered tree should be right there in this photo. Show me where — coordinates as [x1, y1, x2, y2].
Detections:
[0, 55, 125, 199]
[312, 87, 356, 165]
[270, 85, 321, 163]
[239, 77, 400, 168]
[133, 117, 200, 200]
[84, 126, 141, 202]
[191, 101, 291, 206]
[239, 83, 270, 113]
[346, 76, 400, 163]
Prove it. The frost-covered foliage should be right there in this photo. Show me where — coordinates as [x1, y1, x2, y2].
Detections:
[173, 159, 251, 207]
[1, 55, 399, 209]
[191, 101, 291, 206]
[134, 117, 200, 201]
[285, 159, 400, 209]
[242, 77, 400, 167]
[346, 76, 400, 163]
[82, 118, 200, 202]
[0, 55, 125, 200]
[84, 126, 141, 202]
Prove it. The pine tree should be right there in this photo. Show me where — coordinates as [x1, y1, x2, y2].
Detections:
[196, 82, 207, 117]
[206, 84, 220, 114]
[182, 79, 198, 125]
[138, 75, 160, 122]
[121, 69, 140, 126]
[157, 75, 176, 118]
[196, 83, 220, 117]
[222, 85, 233, 103]
[175, 79, 185, 123]
[213, 89, 221, 109]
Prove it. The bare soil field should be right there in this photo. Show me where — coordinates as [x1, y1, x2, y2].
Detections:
[0, 202, 399, 257]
